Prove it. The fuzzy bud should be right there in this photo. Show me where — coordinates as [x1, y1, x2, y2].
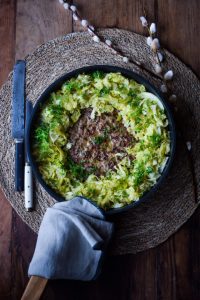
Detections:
[89, 25, 95, 31]
[186, 141, 192, 151]
[150, 23, 156, 34]
[174, 106, 178, 112]
[123, 57, 129, 63]
[59, 0, 64, 4]
[92, 35, 100, 43]
[63, 3, 70, 9]
[81, 19, 89, 27]
[140, 16, 148, 27]
[72, 13, 79, 21]
[146, 36, 153, 46]
[70, 5, 77, 12]
[164, 70, 174, 81]
[169, 94, 177, 102]
[151, 38, 160, 51]
[88, 28, 93, 34]
[157, 52, 164, 63]
[160, 84, 168, 93]
[105, 39, 112, 46]
[154, 64, 162, 74]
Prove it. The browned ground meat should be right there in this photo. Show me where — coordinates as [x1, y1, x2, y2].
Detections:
[69, 109, 135, 176]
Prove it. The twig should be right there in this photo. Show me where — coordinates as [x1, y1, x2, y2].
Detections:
[58, 1, 163, 81]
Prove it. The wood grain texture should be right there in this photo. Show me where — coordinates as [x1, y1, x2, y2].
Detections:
[10, 212, 37, 300]
[157, 0, 200, 76]
[14, 1, 72, 298]
[73, 0, 156, 33]
[0, 0, 16, 85]
[0, 190, 12, 300]
[0, 1, 15, 299]
[0, 0, 200, 299]
[15, 0, 72, 59]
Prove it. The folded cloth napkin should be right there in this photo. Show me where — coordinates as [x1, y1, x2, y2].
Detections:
[28, 197, 114, 281]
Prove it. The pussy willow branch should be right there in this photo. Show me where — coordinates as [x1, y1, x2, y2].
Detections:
[140, 16, 175, 95]
[59, 1, 192, 154]
[139, 17, 194, 156]
[59, 0, 163, 81]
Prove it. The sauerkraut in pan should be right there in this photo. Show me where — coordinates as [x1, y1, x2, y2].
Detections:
[32, 71, 170, 209]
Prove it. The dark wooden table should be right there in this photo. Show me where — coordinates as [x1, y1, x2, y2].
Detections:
[0, 1, 200, 299]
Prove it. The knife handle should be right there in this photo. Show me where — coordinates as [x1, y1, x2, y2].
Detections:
[15, 140, 24, 191]
[24, 163, 33, 211]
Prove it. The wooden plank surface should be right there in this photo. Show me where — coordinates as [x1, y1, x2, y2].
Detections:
[15, 0, 72, 59]
[0, 0, 200, 299]
[0, 1, 16, 299]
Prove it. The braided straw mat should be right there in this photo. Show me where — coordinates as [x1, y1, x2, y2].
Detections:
[0, 29, 200, 255]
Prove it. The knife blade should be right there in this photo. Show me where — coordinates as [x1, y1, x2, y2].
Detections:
[24, 100, 33, 211]
[12, 60, 26, 191]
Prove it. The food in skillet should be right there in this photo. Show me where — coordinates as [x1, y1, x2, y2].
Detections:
[32, 71, 170, 209]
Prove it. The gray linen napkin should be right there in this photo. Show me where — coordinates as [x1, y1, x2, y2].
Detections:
[28, 197, 114, 281]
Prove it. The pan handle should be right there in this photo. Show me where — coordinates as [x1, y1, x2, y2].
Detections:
[21, 276, 48, 300]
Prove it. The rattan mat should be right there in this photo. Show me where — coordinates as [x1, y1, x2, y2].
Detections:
[0, 29, 200, 255]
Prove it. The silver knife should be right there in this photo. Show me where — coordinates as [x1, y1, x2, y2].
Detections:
[12, 60, 26, 191]
[24, 100, 33, 211]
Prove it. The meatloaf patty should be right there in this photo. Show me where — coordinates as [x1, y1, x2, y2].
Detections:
[69, 109, 135, 176]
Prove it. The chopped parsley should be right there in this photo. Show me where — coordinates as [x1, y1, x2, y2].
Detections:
[133, 163, 145, 187]
[67, 158, 89, 181]
[93, 135, 107, 145]
[128, 90, 137, 98]
[99, 87, 110, 97]
[34, 123, 49, 143]
[149, 133, 162, 147]
[146, 166, 153, 174]
[93, 127, 110, 145]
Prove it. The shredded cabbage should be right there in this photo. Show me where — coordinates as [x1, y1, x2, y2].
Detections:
[32, 72, 170, 209]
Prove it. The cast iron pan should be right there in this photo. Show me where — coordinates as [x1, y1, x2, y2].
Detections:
[26, 65, 176, 215]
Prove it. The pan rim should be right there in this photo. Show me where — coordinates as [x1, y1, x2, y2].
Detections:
[26, 65, 176, 215]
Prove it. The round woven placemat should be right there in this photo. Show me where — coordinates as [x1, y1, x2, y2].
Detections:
[0, 29, 200, 255]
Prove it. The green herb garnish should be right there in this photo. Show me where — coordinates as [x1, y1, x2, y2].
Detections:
[35, 123, 49, 143]
[64, 81, 78, 92]
[99, 87, 110, 97]
[133, 163, 145, 187]
[67, 158, 89, 181]
[146, 166, 153, 174]
[93, 135, 106, 145]
[91, 70, 105, 79]
[128, 90, 137, 98]
[149, 133, 162, 147]
[93, 127, 110, 145]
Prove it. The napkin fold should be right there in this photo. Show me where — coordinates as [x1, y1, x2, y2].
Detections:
[28, 197, 114, 281]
